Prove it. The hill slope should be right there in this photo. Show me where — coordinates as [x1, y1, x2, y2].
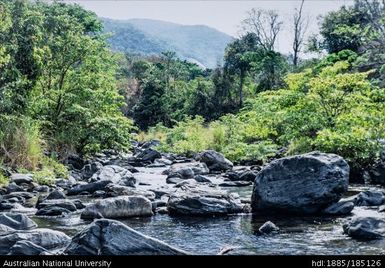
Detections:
[102, 18, 233, 68]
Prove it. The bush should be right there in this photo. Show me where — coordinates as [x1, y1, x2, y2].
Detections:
[0, 172, 8, 186]
[0, 115, 43, 170]
[33, 168, 56, 186]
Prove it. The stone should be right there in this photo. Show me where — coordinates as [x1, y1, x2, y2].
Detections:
[166, 176, 184, 184]
[134, 148, 162, 163]
[35, 206, 72, 216]
[258, 221, 280, 234]
[66, 154, 86, 170]
[239, 170, 259, 182]
[6, 183, 24, 194]
[354, 190, 385, 206]
[194, 175, 212, 183]
[46, 190, 66, 200]
[0, 224, 15, 235]
[164, 162, 210, 178]
[8, 240, 48, 255]
[0, 213, 37, 230]
[219, 181, 252, 187]
[322, 201, 355, 215]
[73, 200, 86, 209]
[81, 196, 153, 219]
[105, 185, 156, 200]
[197, 150, 233, 172]
[343, 217, 385, 240]
[67, 180, 111, 196]
[37, 199, 77, 212]
[82, 162, 102, 180]
[251, 152, 349, 214]
[92, 190, 106, 198]
[9, 174, 33, 185]
[64, 219, 187, 255]
[167, 181, 244, 216]
[0, 228, 70, 254]
[90, 165, 133, 184]
[368, 160, 385, 185]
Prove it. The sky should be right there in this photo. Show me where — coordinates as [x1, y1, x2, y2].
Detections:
[64, 0, 354, 54]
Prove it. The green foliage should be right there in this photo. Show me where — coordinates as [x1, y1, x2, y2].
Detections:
[33, 168, 55, 186]
[0, 172, 8, 186]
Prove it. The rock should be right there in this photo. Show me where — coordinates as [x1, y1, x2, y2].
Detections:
[197, 150, 233, 172]
[72, 200, 86, 209]
[379, 205, 385, 212]
[135, 148, 162, 163]
[64, 219, 187, 255]
[37, 199, 77, 211]
[66, 154, 86, 170]
[92, 190, 106, 198]
[35, 185, 50, 192]
[35, 206, 72, 216]
[0, 224, 15, 235]
[8, 240, 48, 255]
[343, 217, 385, 240]
[239, 170, 259, 182]
[155, 158, 173, 166]
[6, 183, 24, 194]
[251, 152, 349, 214]
[81, 162, 102, 180]
[368, 160, 385, 185]
[46, 190, 66, 200]
[3, 192, 34, 200]
[81, 196, 153, 219]
[91, 165, 133, 184]
[354, 190, 385, 206]
[258, 221, 280, 234]
[9, 174, 33, 185]
[0, 228, 70, 254]
[166, 176, 184, 185]
[67, 180, 111, 196]
[322, 201, 355, 215]
[219, 181, 252, 187]
[105, 185, 156, 200]
[194, 175, 212, 183]
[156, 207, 169, 214]
[164, 162, 209, 178]
[0, 213, 37, 230]
[167, 182, 244, 215]
[119, 176, 136, 187]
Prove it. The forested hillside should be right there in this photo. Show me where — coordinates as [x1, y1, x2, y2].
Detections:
[103, 18, 233, 68]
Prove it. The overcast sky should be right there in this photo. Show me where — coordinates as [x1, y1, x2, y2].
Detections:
[64, 0, 354, 54]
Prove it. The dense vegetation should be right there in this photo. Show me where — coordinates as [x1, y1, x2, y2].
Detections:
[1, 0, 385, 185]
[0, 0, 133, 182]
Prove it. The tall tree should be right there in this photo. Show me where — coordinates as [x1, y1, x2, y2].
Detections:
[292, 0, 308, 67]
[241, 8, 283, 51]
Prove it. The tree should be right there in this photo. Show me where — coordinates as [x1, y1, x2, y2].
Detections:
[241, 8, 283, 51]
[292, 0, 308, 67]
[224, 33, 260, 107]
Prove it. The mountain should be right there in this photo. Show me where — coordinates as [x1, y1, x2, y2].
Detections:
[102, 18, 234, 68]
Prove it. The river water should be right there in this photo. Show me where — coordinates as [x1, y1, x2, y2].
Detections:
[27, 165, 385, 255]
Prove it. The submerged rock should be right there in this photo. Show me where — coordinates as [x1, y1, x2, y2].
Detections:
[258, 221, 280, 235]
[251, 152, 349, 214]
[64, 219, 187, 255]
[167, 181, 244, 216]
[81, 196, 153, 219]
[197, 150, 233, 172]
[343, 217, 385, 240]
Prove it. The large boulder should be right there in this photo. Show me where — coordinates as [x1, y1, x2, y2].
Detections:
[9, 174, 33, 185]
[354, 190, 385, 206]
[343, 217, 385, 240]
[134, 148, 162, 163]
[45, 190, 66, 200]
[0, 228, 70, 254]
[8, 240, 48, 255]
[0, 213, 37, 230]
[64, 219, 187, 255]
[90, 165, 134, 185]
[322, 200, 354, 215]
[368, 160, 385, 185]
[105, 185, 156, 200]
[167, 181, 244, 215]
[67, 180, 111, 196]
[251, 152, 349, 214]
[81, 196, 153, 219]
[164, 162, 210, 178]
[197, 150, 233, 172]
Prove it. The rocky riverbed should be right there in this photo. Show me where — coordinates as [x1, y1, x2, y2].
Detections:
[1, 143, 385, 255]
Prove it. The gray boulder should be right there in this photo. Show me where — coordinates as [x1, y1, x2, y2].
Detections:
[197, 150, 233, 172]
[8, 240, 48, 255]
[343, 217, 385, 240]
[9, 174, 33, 185]
[0, 213, 37, 230]
[167, 181, 244, 215]
[0, 228, 70, 254]
[35, 206, 72, 216]
[81, 196, 153, 219]
[322, 200, 355, 215]
[46, 190, 66, 200]
[219, 181, 252, 187]
[64, 219, 187, 255]
[354, 190, 385, 206]
[67, 180, 111, 196]
[105, 185, 156, 200]
[251, 152, 349, 214]
[368, 160, 385, 185]
[91, 165, 134, 185]
[0, 224, 16, 235]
